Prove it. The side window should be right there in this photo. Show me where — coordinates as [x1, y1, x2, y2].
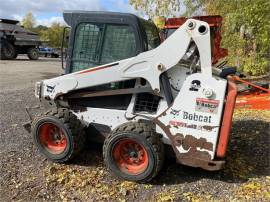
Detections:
[71, 23, 136, 73]
[101, 25, 136, 64]
[71, 23, 104, 72]
[141, 21, 160, 50]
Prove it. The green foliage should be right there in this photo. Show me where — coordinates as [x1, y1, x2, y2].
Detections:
[129, 0, 181, 18]
[39, 22, 65, 48]
[182, 0, 203, 16]
[130, 0, 270, 75]
[20, 12, 66, 48]
[21, 12, 36, 30]
[187, 0, 270, 75]
[31, 25, 49, 37]
[205, 0, 270, 75]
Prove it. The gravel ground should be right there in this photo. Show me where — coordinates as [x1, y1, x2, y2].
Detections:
[0, 56, 269, 202]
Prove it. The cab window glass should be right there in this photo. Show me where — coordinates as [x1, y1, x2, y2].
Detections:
[71, 23, 136, 73]
[71, 23, 104, 72]
[101, 25, 136, 64]
[141, 20, 160, 50]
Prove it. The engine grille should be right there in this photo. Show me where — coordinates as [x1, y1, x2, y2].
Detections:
[134, 93, 160, 113]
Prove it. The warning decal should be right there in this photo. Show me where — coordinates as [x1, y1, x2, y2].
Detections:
[195, 98, 220, 114]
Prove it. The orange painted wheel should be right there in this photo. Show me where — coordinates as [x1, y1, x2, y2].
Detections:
[112, 139, 149, 175]
[32, 108, 85, 162]
[38, 122, 67, 154]
[103, 122, 164, 182]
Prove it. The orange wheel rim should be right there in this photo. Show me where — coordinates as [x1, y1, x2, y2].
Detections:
[112, 139, 149, 175]
[38, 123, 67, 154]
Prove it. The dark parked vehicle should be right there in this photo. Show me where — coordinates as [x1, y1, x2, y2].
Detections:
[0, 18, 41, 60]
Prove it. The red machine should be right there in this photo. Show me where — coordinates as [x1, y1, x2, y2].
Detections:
[234, 76, 270, 110]
[160, 15, 228, 65]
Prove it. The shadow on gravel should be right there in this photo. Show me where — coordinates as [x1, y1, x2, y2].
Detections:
[67, 119, 269, 185]
[69, 143, 104, 167]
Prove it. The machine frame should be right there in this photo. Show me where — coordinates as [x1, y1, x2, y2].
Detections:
[34, 18, 236, 171]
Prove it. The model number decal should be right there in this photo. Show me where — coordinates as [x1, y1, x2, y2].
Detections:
[169, 120, 218, 132]
[195, 98, 219, 114]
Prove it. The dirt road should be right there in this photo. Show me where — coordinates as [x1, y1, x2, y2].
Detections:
[0, 56, 269, 201]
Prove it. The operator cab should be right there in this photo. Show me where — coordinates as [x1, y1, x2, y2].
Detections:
[62, 11, 161, 111]
[63, 11, 160, 74]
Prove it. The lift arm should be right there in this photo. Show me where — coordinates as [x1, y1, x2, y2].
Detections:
[36, 19, 213, 100]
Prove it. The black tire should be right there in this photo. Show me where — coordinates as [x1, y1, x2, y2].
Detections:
[31, 108, 86, 162]
[1, 41, 16, 60]
[27, 47, 39, 60]
[50, 53, 59, 58]
[103, 121, 164, 183]
[12, 52, 18, 59]
[0, 49, 5, 60]
[54, 54, 59, 58]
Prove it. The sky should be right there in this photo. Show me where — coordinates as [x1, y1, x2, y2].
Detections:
[0, 0, 138, 26]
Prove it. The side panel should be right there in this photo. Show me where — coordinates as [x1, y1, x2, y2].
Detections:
[72, 108, 128, 132]
[154, 73, 227, 161]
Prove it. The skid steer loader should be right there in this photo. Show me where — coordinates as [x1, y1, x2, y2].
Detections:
[24, 11, 239, 182]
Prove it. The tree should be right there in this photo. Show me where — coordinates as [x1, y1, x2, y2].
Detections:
[21, 12, 36, 30]
[129, 0, 182, 18]
[32, 25, 48, 37]
[186, 0, 270, 75]
[40, 22, 65, 48]
[182, 0, 204, 16]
